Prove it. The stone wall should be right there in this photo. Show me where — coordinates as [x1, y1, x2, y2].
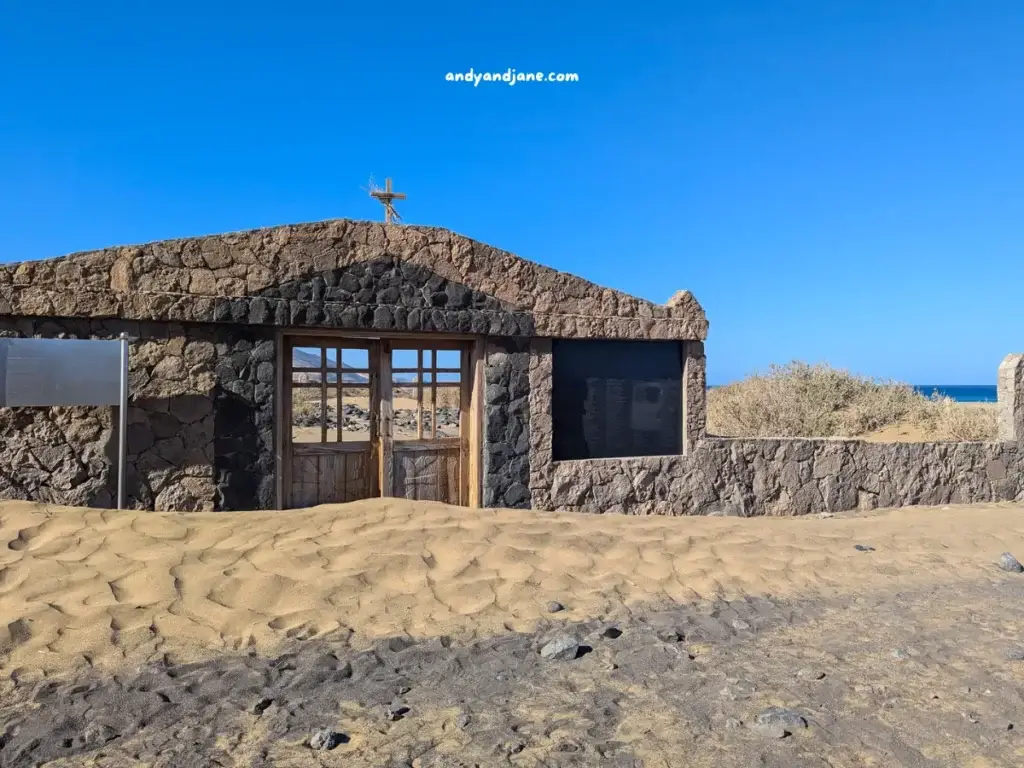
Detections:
[0, 220, 708, 342]
[0, 318, 273, 511]
[529, 347, 1024, 516]
[482, 338, 531, 509]
[998, 354, 1024, 442]
[682, 341, 708, 453]
[545, 439, 1024, 516]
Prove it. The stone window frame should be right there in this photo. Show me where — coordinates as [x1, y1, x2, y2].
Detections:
[528, 338, 707, 509]
[547, 338, 687, 461]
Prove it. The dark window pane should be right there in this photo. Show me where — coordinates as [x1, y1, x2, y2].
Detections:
[552, 340, 682, 460]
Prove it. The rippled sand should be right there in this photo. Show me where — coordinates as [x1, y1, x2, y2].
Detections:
[3, 498, 1024, 677]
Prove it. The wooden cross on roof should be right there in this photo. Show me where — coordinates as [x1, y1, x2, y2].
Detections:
[369, 177, 406, 224]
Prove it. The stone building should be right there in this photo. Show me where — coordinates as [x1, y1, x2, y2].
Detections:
[0, 219, 706, 512]
[1, 219, 1021, 516]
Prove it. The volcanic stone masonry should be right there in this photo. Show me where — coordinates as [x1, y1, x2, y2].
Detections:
[482, 339, 531, 509]
[0, 220, 708, 342]
[0, 220, 709, 512]
[0, 317, 273, 512]
[537, 353, 1024, 516]
[1, 219, 1021, 517]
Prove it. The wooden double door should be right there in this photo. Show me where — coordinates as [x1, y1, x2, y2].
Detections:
[281, 335, 474, 508]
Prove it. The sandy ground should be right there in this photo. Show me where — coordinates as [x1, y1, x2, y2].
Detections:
[4, 500, 1024, 766]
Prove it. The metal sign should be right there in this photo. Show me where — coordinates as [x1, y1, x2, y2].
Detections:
[0, 335, 131, 509]
[0, 338, 123, 406]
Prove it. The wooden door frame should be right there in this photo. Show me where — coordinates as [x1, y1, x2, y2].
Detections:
[275, 329, 484, 509]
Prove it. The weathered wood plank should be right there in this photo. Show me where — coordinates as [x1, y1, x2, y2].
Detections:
[468, 338, 485, 507]
[380, 341, 394, 497]
[291, 455, 319, 508]
[292, 441, 371, 456]
[460, 344, 473, 506]
[344, 450, 367, 501]
[318, 453, 340, 504]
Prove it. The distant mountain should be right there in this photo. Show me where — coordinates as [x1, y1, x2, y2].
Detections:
[292, 348, 419, 384]
[288, 348, 415, 385]
[291, 348, 368, 383]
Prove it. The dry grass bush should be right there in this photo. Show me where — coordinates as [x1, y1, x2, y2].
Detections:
[707, 361, 998, 441]
[915, 395, 998, 441]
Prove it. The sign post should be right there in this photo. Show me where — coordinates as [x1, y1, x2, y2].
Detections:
[118, 332, 129, 510]
[0, 335, 133, 509]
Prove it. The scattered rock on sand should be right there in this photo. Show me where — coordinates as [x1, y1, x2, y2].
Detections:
[754, 706, 808, 735]
[656, 628, 685, 643]
[547, 601, 565, 613]
[1004, 648, 1024, 661]
[387, 705, 410, 721]
[797, 668, 826, 681]
[854, 544, 875, 552]
[455, 712, 472, 728]
[999, 553, 1024, 573]
[540, 635, 580, 660]
[892, 648, 912, 660]
[720, 677, 757, 701]
[309, 728, 347, 750]
[749, 722, 788, 738]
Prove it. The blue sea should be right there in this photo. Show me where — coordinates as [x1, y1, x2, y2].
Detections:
[913, 385, 997, 403]
[708, 384, 998, 403]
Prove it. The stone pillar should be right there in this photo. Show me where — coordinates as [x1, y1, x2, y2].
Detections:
[481, 338, 531, 508]
[683, 341, 707, 453]
[997, 354, 1024, 442]
[528, 338, 554, 510]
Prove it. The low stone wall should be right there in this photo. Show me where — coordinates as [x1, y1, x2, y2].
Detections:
[530, 344, 1024, 516]
[546, 439, 1024, 516]
[0, 318, 273, 511]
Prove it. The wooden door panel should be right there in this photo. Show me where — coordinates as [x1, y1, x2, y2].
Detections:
[281, 336, 475, 509]
[289, 443, 373, 506]
[385, 344, 469, 505]
[393, 442, 461, 502]
[284, 338, 379, 508]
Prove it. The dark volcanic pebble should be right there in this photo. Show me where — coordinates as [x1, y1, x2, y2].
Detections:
[854, 544, 875, 552]
[999, 553, 1024, 573]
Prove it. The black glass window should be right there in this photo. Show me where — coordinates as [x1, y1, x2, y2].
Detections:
[551, 339, 683, 460]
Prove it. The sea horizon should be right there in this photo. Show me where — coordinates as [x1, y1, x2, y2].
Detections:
[911, 385, 997, 403]
[708, 384, 998, 403]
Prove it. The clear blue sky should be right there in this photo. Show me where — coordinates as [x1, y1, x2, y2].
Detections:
[2, 1, 1022, 384]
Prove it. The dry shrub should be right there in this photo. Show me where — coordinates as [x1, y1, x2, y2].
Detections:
[707, 361, 998, 441]
[915, 395, 998, 441]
